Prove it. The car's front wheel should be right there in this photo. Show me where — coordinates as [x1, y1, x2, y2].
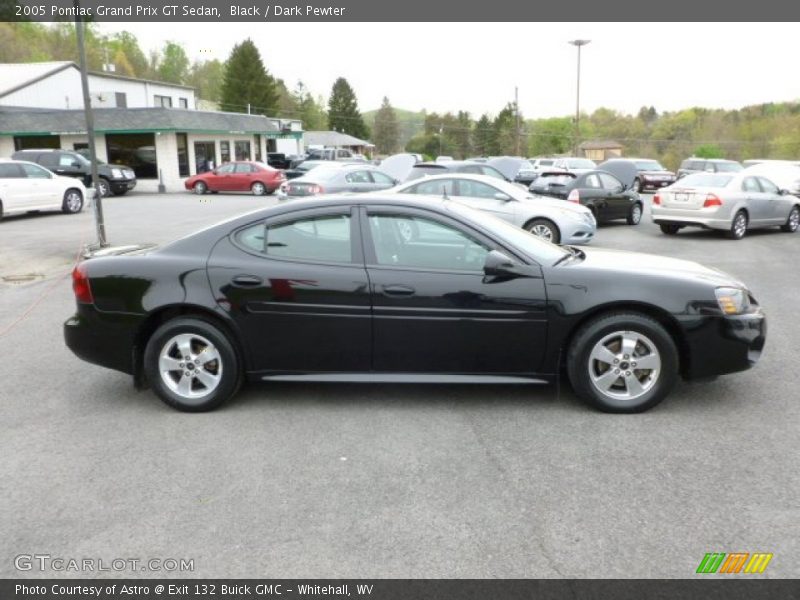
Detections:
[143, 317, 241, 412]
[781, 205, 799, 232]
[61, 189, 84, 214]
[627, 202, 643, 225]
[567, 312, 679, 413]
[525, 218, 561, 244]
[193, 181, 208, 195]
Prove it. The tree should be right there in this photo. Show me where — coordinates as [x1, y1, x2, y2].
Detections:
[187, 59, 225, 103]
[693, 144, 725, 158]
[472, 113, 495, 156]
[106, 31, 149, 78]
[328, 77, 369, 139]
[220, 39, 279, 116]
[156, 41, 189, 84]
[372, 96, 399, 154]
[491, 103, 519, 155]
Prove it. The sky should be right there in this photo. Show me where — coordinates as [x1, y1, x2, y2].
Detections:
[99, 22, 800, 119]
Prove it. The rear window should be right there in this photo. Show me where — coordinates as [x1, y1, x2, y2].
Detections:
[714, 162, 742, 173]
[676, 173, 733, 188]
[535, 174, 576, 186]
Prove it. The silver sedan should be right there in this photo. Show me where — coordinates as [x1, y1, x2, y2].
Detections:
[279, 164, 399, 199]
[652, 172, 800, 239]
[391, 173, 596, 244]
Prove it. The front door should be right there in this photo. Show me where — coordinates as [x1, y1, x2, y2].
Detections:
[362, 206, 548, 374]
[450, 178, 518, 223]
[596, 172, 634, 220]
[206, 206, 371, 373]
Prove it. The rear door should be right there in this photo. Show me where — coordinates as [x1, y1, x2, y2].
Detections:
[343, 170, 376, 193]
[20, 162, 62, 208]
[0, 162, 28, 210]
[232, 162, 256, 191]
[362, 205, 548, 374]
[741, 176, 771, 224]
[367, 170, 397, 191]
[597, 172, 632, 219]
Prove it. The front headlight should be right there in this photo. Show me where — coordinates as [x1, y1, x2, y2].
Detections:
[111, 168, 123, 179]
[715, 287, 751, 315]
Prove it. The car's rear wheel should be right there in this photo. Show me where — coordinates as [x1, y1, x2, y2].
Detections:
[659, 223, 681, 235]
[781, 205, 799, 232]
[525, 218, 561, 244]
[627, 202, 643, 225]
[567, 312, 679, 413]
[728, 210, 748, 240]
[193, 181, 208, 195]
[144, 317, 241, 412]
[61, 189, 84, 214]
[251, 182, 266, 196]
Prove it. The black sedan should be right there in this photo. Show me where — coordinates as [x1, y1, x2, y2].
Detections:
[64, 195, 766, 413]
[530, 170, 644, 225]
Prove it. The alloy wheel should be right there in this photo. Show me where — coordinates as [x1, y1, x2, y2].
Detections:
[530, 223, 554, 241]
[158, 333, 223, 400]
[587, 330, 661, 401]
[252, 182, 266, 196]
[65, 191, 82, 212]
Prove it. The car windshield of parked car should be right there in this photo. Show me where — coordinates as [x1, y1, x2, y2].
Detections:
[634, 160, 665, 171]
[444, 201, 569, 265]
[676, 173, 734, 188]
[715, 162, 743, 172]
[567, 159, 596, 169]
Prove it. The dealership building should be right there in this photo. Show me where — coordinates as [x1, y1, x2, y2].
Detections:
[0, 61, 303, 191]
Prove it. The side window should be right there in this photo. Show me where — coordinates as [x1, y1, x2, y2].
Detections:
[38, 153, 58, 168]
[741, 177, 761, 193]
[480, 166, 506, 180]
[409, 179, 455, 196]
[368, 214, 489, 272]
[265, 214, 351, 263]
[369, 171, 395, 185]
[598, 173, 623, 190]
[345, 171, 372, 183]
[59, 155, 77, 167]
[757, 177, 779, 194]
[20, 163, 51, 178]
[583, 174, 601, 189]
[0, 163, 24, 178]
[217, 164, 235, 174]
[460, 165, 483, 175]
[235, 223, 266, 253]
[234, 163, 254, 173]
[455, 179, 503, 199]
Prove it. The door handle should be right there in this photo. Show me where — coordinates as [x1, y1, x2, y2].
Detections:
[382, 284, 415, 297]
[231, 274, 263, 287]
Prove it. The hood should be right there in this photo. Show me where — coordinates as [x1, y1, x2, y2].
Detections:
[570, 247, 745, 287]
[598, 161, 638, 187]
[380, 154, 418, 182]
[488, 157, 525, 180]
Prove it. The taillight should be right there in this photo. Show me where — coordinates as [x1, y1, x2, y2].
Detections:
[703, 193, 722, 207]
[567, 189, 580, 203]
[72, 263, 93, 304]
[653, 194, 661, 205]
[310, 184, 324, 194]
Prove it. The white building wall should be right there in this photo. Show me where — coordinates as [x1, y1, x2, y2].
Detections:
[88, 74, 195, 109]
[0, 68, 83, 109]
[0, 137, 15, 158]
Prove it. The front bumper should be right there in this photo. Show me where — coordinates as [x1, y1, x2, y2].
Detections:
[642, 178, 675, 189]
[679, 310, 766, 379]
[110, 179, 137, 193]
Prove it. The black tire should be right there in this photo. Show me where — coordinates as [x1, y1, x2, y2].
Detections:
[143, 317, 241, 412]
[96, 178, 111, 198]
[659, 223, 681, 235]
[632, 177, 642, 193]
[525, 218, 561, 244]
[728, 210, 748, 240]
[567, 312, 679, 413]
[780, 205, 799, 232]
[627, 202, 643, 225]
[251, 181, 267, 196]
[61, 188, 84, 214]
[111, 189, 127, 196]
[193, 181, 208, 195]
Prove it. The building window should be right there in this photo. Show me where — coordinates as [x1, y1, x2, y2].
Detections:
[176, 133, 189, 177]
[106, 133, 157, 178]
[14, 135, 60, 151]
[179, 98, 188, 109]
[234, 140, 251, 161]
[115, 92, 127, 108]
[220, 141, 231, 164]
[267, 138, 277, 152]
[154, 95, 172, 108]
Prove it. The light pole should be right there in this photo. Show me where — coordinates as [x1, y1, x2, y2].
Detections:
[568, 39, 590, 156]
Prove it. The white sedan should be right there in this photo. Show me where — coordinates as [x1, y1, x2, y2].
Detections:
[390, 173, 597, 245]
[0, 159, 86, 220]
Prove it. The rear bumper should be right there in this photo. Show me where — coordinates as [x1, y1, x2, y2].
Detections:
[679, 310, 767, 379]
[64, 310, 139, 375]
[652, 206, 731, 230]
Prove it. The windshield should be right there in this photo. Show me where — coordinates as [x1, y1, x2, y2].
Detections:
[445, 201, 569, 265]
[715, 161, 743, 172]
[675, 173, 733, 188]
[634, 160, 665, 171]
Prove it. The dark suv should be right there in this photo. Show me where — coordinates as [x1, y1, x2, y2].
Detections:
[11, 149, 137, 197]
[677, 158, 742, 179]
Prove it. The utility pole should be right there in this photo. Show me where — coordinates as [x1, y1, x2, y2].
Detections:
[568, 39, 591, 156]
[75, 1, 108, 248]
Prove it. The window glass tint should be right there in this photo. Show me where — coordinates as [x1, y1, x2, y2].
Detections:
[217, 164, 235, 174]
[345, 170, 372, 183]
[757, 177, 779, 194]
[742, 177, 761, 193]
[21, 163, 51, 178]
[234, 163, 254, 173]
[410, 179, 455, 196]
[59, 155, 78, 167]
[38, 153, 58, 167]
[266, 214, 351, 263]
[369, 171, 395, 184]
[368, 214, 489, 272]
[0, 163, 23, 177]
[455, 179, 501, 199]
[715, 161, 742, 173]
[598, 173, 622, 190]
[236, 223, 266, 252]
[677, 173, 733, 187]
[583, 174, 601, 189]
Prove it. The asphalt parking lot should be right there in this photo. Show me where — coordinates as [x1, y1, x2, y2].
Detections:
[1, 191, 798, 578]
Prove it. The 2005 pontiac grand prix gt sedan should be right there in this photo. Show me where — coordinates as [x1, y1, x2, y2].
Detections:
[64, 194, 766, 413]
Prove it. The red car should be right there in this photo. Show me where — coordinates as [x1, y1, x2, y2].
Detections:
[184, 161, 285, 196]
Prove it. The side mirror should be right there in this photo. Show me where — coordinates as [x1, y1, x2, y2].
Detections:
[779, 188, 790, 196]
[494, 192, 512, 201]
[72, 161, 81, 168]
[483, 250, 520, 278]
